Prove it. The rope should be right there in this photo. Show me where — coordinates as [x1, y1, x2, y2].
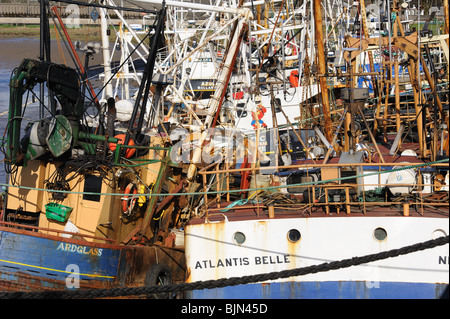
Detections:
[0, 235, 447, 299]
[1, 158, 448, 199]
[220, 198, 253, 212]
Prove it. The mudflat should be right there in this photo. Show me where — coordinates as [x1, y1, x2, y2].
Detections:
[0, 36, 108, 74]
[0, 24, 105, 41]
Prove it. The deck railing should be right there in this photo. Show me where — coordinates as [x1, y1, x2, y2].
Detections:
[197, 159, 449, 217]
[0, 220, 116, 244]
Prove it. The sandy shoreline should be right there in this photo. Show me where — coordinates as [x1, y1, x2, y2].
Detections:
[0, 24, 107, 41]
[0, 21, 123, 71]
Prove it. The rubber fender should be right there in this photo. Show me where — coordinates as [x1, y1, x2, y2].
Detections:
[145, 264, 173, 299]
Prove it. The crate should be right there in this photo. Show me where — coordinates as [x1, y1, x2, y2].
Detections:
[341, 88, 369, 101]
[45, 203, 73, 223]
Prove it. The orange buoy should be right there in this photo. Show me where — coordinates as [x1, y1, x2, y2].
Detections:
[233, 91, 244, 100]
[109, 134, 136, 158]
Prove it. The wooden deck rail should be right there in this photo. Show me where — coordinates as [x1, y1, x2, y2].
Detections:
[198, 161, 449, 216]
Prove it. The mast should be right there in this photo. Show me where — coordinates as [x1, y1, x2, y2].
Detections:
[359, 0, 379, 97]
[126, 5, 167, 144]
[313, 0, 333, 143]
[39, 0, 56, 117]
[445, 0, 449, 48]
[39, 0, 46, 118]
[186, 8, 253, 181]
[100, 0, 114, 99]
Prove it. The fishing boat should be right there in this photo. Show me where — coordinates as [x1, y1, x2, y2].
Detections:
[0, 1, 186, 295]
[178, 0, 449, 299]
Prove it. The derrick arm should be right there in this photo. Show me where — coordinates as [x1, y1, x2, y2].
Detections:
[186, 8, 253, 181]
[6, 59, 82, 166]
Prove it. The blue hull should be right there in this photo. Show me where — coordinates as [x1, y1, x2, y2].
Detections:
[0, 228, 124, 290]
[187, 281, 449, 299]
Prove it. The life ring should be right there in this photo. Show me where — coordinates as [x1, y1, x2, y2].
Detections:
[145, 263, 173, 299]
[122, 182, 138, 216]
[289, 70, 299, 87]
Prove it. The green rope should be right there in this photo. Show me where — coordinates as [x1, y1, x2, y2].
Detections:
[220, 198, 257, 212]
[1, 158, 448, 198]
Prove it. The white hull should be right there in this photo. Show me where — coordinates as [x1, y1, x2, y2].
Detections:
[185, 215, 448, 297]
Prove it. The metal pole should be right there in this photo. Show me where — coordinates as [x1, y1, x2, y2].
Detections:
[51, 6, 100, 109]
[444, 0, 449, 47]
[100, 0, 113, 99]
[313, 0, 333, 143]
[359, 0, 379, 97]
[135, 0, 244, 15]
[39, 0, 46, 118]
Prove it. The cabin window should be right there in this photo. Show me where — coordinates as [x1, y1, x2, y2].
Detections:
[233, 231, 246, 245]
[83, 175, 102, 202]
[287, 229, 301, 243]
[373, 227, 387, 241]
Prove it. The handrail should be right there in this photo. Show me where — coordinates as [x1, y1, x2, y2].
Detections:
[1, 159, 448, 199]
[0, 221, 116, 244]
[197, 158, 449, 216]
[198, 160, 449, 175]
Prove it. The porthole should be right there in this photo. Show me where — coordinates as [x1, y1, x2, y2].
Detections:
[287, 229, 301, 243]
[432, 229, 447, 239]
[233, 232, 246, 245]
[373, 227, 388, 241]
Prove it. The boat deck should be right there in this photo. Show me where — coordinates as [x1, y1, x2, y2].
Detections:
[189, 197, 449, 225]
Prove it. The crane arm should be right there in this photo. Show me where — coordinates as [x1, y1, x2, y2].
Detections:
[6, 59, 83, 165]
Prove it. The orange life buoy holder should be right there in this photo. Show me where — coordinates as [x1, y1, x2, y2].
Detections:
[109, 134, 136, 159]
[122, 182, 138, 216]
[289, 70, 299, 87]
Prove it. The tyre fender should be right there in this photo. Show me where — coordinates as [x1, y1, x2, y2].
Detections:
[145, 264, 173, 299]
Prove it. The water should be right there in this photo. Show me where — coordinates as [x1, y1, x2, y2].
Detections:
[0, 69, 9, 184]
[0, 38, 39, 183]
[0, 72, 9, 184]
